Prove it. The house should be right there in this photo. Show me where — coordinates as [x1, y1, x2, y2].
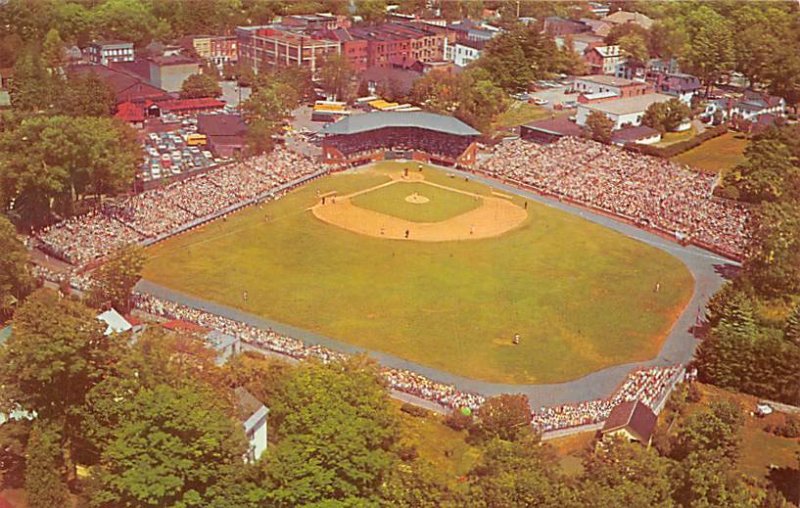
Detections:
[556, 32, 605, 55]
[576, 92, 673, 130]
[148, 55, 202, 93]
[197, 113, 248, 158]
[573, 75, 650, 99]
[584, 45, 625, 75]
[204, 330, 242, 365]
[611, 125, 662, 146]
[235, 387, 269, 462]
[601, 400, 658, 446]
[86, 40, 135, 66]
[579, 17, 613, 37]
[604, 11, 654, 30]
[653, 73, 701, 105]
[704, 91, 786, 122]
[183, 35, 238, 67]
[588, 2, 611, 17]
[69, 64, 168, 106]
[543, 16, 590, 37]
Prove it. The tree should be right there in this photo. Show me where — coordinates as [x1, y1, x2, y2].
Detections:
[672, 450, 754, 507]
[745, 200, 800, 297]
[263, 357, 399, 506]
[643, 99, 691, 133]
[671, 400, 743, 462]
[61, 72, 116, 117]
[476, 394, 532, 442]
[355, 0, 387, 24]
[9, 48, 55, 113]
[41, 28, 65, 72]
[25, 421, 69, 508]
[411, 70, 462, 113]
[785, 305, 800, 347]
[727, 138, 798, 203]
[579, 437, 674, 508]
[92, 0, 157, 46]
[318, 53, 353, 102]
[618, 33, 649, 66]
[0, 289, 110, 420]
[468, 437, 572, 507]
[0, 116, 140, 226]
[476, 25, 558, 92]
[89, 384, 246, 508]
[585, 111, 614, 144]
[0, 215, 33, 318]
[381, 460, 460, 507]
[679, 6, 734, 96]
[88, 245, 145, 312]
[180, 73, 222, 99]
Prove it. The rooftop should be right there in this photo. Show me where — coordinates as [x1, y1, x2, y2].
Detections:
[322, 111, 480, 137]
[523, 116, 583, 137]
[612, 125, 661, 143]
[197, 114, 248, 137]
[149, 55, 200, 67]
[577, 74, 639, 87]
[581, 93, 672, 115]
[602, 400, 658, 442]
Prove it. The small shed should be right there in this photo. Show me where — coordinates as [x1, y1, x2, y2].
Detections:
[601, 400, 657, 446]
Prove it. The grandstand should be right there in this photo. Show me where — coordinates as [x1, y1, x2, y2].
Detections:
[320, 111, 481, 167]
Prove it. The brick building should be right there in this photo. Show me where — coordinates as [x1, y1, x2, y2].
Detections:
[187, 35, 238, 66]
[236, 25, 340, 75]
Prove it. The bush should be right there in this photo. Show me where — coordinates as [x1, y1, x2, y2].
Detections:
[773, 417, 800, 438]
[625, 124, 729, 159]
[396, 445, 419, 462]
[686, 383, 703, 403]
[400, 403, 430, 418]
[444, 410, 473, 431]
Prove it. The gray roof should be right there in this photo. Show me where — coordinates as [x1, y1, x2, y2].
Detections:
[581, 93, 672, 116]
[322, 112, 480, 137]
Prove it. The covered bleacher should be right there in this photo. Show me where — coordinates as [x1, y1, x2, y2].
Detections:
[320, 111, 480, 167]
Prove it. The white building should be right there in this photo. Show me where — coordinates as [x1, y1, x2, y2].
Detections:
[576, 93, 673, 130]
[86, 40, 134, 66]
[235, 387, 269, 462]
[451, 41, 483, 67]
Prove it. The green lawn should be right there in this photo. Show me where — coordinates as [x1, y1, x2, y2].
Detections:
[351, 181, 482, 223]
[144, 162, 693, 384]
[672, 132, 749, 174]
[655, 126, 697, 147]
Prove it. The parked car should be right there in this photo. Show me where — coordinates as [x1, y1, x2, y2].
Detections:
[531, 97, 549, 106]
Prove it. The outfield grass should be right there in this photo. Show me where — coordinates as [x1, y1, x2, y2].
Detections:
[144, 162, 693, 384]
[672, 132, 749, 174]
[351, 181, 482, 223]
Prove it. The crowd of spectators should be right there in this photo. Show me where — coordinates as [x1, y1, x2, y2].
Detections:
[132, 292, 683, 432]
[479, 138, 750, 259]
[326, 127, 473, 161]
[36, 149, 319, 265]
[530, 365, 683, 432]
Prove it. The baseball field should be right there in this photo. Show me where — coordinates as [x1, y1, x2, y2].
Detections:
[143, 161, 694, 384]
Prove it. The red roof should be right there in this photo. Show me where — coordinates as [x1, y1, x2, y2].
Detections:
[158, 97, 225, 113]
[115, 101, 146, 123]
[161, 320, 210, 334]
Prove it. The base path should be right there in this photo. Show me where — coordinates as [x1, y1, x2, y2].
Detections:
[311, 175, 527, 242]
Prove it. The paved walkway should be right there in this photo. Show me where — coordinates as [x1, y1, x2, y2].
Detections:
[136, 165, 738, 408]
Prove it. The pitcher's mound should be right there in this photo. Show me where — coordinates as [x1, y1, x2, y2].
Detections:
[405, 193, 430, 204]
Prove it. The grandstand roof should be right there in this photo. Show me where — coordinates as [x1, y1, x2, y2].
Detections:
[322, 112, 480, 137]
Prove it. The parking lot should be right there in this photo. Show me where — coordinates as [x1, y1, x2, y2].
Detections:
[140, 121, 226, 182]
